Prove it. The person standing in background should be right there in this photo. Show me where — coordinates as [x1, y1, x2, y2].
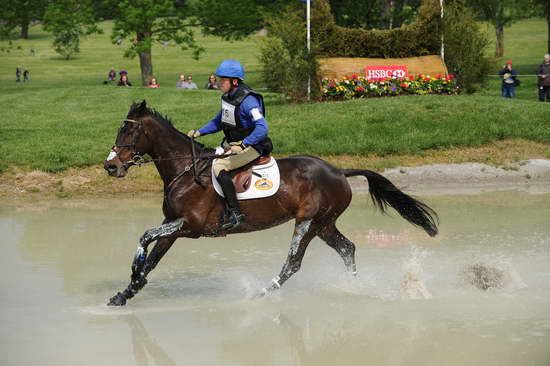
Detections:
[498, 61, 517, 98]
[537, 54, 550, 102]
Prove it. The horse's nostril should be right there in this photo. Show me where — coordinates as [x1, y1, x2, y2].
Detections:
[105, 164, 118, 174]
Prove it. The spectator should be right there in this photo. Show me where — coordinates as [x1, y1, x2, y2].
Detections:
[108, 67, 116, 82]
[119, 69, 128, 79]
[23, 69, 30, 82]
[498, 61, 517, 98]
[30, 47, 35, 56]
[186, 75, 198, 89]
[16, 67, 21, 82]
[176, 73, 188, 88]
[118, 74, 132, 87]
[538, 54, 550, 102]
[148, 77, 160, 88]
[205, 74, 218, 89]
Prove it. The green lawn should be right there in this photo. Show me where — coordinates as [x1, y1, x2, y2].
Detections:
[0, 21, 265, 88]
[1, 18, 549, 174]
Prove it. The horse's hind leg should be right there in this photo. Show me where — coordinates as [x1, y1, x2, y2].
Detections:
[263, 219, 319, 294]
[108, 218, 184, 306]
[318, 224, 357, 275]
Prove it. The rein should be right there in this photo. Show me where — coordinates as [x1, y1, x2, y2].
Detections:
[114, 118, 234, 189]
[115, 118, 235, 166]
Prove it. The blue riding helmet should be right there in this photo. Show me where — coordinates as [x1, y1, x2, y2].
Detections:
[215, 60, 245, 80]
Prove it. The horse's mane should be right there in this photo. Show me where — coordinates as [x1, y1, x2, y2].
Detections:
[128, 102, 215, 153]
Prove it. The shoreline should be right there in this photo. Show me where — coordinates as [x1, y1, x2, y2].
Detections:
[350, 159, 550, 196]
[1, 159, 550, 205]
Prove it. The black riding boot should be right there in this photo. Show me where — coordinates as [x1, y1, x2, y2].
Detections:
[218, 170, 245, 230]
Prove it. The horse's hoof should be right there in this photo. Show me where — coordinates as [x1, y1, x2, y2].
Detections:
[107, 292, 127, 306]
[254, 288, 270, 299]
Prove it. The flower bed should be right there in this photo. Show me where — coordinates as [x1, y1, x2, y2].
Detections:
[322, 74, 459, 100]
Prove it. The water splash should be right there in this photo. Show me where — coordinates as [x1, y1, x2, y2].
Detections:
[459, 256, 527, 292]
[400, 245, 432, 300]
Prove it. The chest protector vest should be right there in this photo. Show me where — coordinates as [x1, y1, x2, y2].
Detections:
[220, 83, 272, 155]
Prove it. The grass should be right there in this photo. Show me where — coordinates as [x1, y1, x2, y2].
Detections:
[0, 18, 549, 175]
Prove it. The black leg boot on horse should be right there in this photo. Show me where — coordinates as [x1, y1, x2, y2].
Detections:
[218, 170, 245, 230]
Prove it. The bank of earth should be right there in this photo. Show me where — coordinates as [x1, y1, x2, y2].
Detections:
[1, 139, 549, 202]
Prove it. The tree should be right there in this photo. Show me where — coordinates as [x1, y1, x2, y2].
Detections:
[111, 0, 205, 86]
[328, 0, 421, 30]
[191, 0, 292, 40]
[43, 0, 101, 60]
[0, 0, 48, 39]
[533, 0, 550, 53]
[467, 0, 532, 57]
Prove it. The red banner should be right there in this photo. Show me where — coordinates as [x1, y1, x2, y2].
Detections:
[365, 65, 408, 79]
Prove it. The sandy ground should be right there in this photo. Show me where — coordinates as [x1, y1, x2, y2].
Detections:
[348, 159, 550, 195]
[1, 159, 550, 203]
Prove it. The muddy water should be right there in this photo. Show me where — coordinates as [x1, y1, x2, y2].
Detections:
[1, 190, 550, 366]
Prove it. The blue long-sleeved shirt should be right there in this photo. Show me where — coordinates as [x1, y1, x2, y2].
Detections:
[198, 94, 268, 146]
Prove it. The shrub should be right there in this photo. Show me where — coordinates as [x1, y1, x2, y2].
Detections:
[312, 0, 441, 58]
[258, 3, 321, 102]
[443, 2, 494, 93]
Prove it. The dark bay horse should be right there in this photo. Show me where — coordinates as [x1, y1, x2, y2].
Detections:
[104, 101, 438, 306]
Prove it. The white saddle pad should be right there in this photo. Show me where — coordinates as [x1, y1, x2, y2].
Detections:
[212, 157, 280, 200]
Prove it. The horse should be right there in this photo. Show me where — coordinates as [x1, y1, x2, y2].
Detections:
[104, 100, 438, 306]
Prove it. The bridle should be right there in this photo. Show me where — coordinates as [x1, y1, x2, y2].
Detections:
[111, 117, 236, 190]
[113, 118, 149, 170]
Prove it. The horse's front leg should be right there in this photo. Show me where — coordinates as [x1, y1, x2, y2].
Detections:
[108, 218, 184, 306]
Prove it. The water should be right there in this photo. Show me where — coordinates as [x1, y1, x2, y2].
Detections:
[1, 190, 550, 366]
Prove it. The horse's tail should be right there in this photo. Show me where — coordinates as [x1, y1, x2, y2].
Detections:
[342, 169, 439, 237]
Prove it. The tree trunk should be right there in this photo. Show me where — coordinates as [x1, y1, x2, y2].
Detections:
[20, 21, 29, 39]
[495, 23, 504, 57]
[137, 32, 153, 86]
[138, 50, 153, 86]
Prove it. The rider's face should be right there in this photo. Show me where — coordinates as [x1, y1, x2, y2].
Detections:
[219, 77, 231, 93]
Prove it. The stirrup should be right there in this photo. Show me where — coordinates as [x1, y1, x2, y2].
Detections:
[222, 209, 245, 230]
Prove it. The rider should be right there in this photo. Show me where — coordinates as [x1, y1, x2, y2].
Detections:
[187, 60, 272, 230]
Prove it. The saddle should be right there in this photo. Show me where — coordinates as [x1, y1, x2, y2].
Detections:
[231, 154, 272, 193]
[211, 154, 280, 200]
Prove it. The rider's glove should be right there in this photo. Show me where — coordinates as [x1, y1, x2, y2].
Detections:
[187, 130, 201, 138]
[229, 140, 247, 150]
[230, 145, 243, 154]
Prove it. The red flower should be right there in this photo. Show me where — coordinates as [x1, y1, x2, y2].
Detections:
[350, 73, 359, 80]
[448, 74, 455, 79]
[408, 75, 415, 80]
[435, 74, 442, 79]
[355, 86, 365, 92]
[400, 83, 408, 88]
[328, 83, 336, 88]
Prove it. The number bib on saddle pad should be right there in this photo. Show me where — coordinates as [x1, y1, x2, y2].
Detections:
[212, 157, 280, 200]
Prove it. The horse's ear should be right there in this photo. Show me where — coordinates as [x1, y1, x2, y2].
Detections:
[139, 100, 147, 111]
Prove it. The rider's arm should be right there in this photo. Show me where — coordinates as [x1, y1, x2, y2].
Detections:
[241, 96, 268, 146]
[198, 111, 222, 135]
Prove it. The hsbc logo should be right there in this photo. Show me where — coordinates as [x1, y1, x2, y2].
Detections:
[365, 66, 409, 79]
